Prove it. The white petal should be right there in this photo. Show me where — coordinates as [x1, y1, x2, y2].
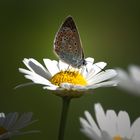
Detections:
[84, 111, 101, 136]
[3, 112, 18, 130]
[80, 116, 101, 140]
[43, 59, 59, 76]
[105, 110, 118, 137]
[81, 127, 101, 140]
[116, 69, 131, 83]
[12, 112, 34, 130]
[58, 60, 69, 71]
[95, 103, 117, 137]
[72, 86, 87, 91]
[60, 83, 87, 91]
[24, 59, 47, 74]
[0, 113, 6, 126]
[89, 69, 117, 85]
[95, 104, 106, 129]
[117, 68, 140, 94]
[80, 117, 91, 129]
[20, 64, 54, 87]
[86, 62, 107, 81]
[85, 62, 95, 74]
[129, 65, 140, 82]
[23, 58, 33, 72]
[28, 59, 51, 80]
[27, 58, 47, 72]
[100, 131, 112, 140]
[19, 68, 52, 85]
[60, 83, 72, 90]
[19, 68, 33, 75]
[22, 58, 51, 80]
[130, 117, 140, 140]
[94, 62, 107, 69]
[24, 73, 52, 86]
[86, 80, 118, 89]
[85, 57, 94, 64]
[117, 111, 131, 137]
[81, 66, 88, 78]
[0, 113, 5, 118]
[43, 85, 58, 90]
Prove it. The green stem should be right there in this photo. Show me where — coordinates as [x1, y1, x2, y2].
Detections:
[58, 97, 71, 140]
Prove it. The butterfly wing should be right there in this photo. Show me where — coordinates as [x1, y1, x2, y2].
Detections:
[54, 16, 85, 68]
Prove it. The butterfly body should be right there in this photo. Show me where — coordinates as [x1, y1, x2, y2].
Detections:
[54, 16, 87, 68]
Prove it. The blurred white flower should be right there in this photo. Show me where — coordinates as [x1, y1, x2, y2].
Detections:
[80, 103, 140, 140]
[116, 65, 140, 96]
[18, 57, 117, 98]
[0, 112, 39, 139]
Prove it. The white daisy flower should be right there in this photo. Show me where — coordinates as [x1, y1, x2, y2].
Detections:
[18, 57, 117, 98]
[116, 65, 140, 96]
[0, 112, 39, 139]
[80, 103, 140, 140]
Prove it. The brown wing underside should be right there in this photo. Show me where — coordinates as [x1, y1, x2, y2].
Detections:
[54, 16, 84, 65]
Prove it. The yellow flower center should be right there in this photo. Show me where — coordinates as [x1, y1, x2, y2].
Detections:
[113, 135, 122, 140]
[0, 127, 7, 135]
[50, 70, 87, 86]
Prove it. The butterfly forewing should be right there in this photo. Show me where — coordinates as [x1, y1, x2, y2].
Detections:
[54, 16, 85, 68]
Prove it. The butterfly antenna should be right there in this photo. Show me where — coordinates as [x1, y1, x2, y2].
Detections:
[95, 64, 105, 72]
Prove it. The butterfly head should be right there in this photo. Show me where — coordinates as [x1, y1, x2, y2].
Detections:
[76, 59, 87, 68]
[82, 59, 87, 65]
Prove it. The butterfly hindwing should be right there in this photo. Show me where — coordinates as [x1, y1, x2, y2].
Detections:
[54, 16, 85, 68]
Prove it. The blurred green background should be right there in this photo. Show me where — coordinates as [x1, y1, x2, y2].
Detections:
[0, 0, 140, 140]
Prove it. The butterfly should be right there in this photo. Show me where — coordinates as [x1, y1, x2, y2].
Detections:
[53, 16, 87, 68]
